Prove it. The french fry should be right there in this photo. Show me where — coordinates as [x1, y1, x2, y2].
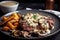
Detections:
[7, 22, 16, 30]
[1, 13, 20, 30]
[3, 26, 10, 31]
[0, 16, 14, 25]
[2, 16, 7, 21]
[9, 20, 18, 23]
[12, 13, 19, 20]
[13, 22, 19, 27]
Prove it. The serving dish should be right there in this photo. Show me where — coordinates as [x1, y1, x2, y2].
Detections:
[0, 10, 60, 39]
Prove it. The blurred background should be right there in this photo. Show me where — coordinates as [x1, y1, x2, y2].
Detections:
[0, 0, 60, 11]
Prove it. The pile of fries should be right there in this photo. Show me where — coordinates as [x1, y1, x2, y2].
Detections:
[1, 12, 21, 31]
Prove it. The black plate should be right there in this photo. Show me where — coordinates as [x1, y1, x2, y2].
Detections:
[0, 10, 60, 39]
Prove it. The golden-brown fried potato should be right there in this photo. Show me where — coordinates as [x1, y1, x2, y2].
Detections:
[1, 13, 21, 30]
[9, 20, 18, 23]
[3, 26, 10, 31]
[12, 13, 19, 20]
[2, 16, 7, 21]
[0, 16, 14, 25]
[13, 22, 19, 27]
[7, 22, 16, 30]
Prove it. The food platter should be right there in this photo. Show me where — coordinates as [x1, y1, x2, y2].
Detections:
[0, 10, 60, 39]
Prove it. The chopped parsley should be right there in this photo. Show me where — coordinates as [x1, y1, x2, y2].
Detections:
[33, 15, 37, 19]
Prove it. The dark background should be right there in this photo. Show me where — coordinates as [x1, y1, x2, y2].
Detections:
[0, 0, 60, 10]
[0, 0, 59, 3]
[0, 0, 60, 40]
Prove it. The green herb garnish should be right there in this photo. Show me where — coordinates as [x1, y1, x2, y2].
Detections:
[33, 15, 37, 19]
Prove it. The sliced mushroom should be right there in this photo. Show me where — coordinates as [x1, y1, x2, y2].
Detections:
[21, 31, 31, 38]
